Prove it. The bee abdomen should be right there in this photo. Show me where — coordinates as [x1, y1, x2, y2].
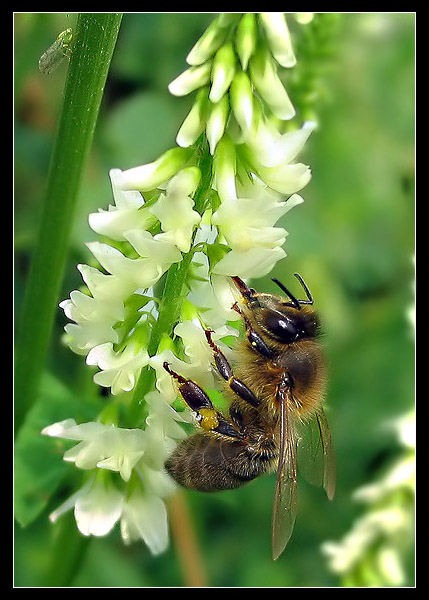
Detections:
[165, 432, 275, 492]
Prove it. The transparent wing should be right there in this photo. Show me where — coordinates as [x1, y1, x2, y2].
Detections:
[297, 408, 336, 500]
[39, 39, 66, 75]
[271, 387, 298, 561]
[317, 409, 336, 500]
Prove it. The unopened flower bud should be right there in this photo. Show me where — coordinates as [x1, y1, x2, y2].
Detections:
[166, 166, 201, 198]
[217, 13, 241, 28]
[294, 13, 314, 25]
[209, 43, 236, 103]
[250, 46, 295, 120]
[235, 13, 257, 71]
[186, 17, 227, 66]
[230, 70, 254, 136]
[119, 148, 192, 192]
[259, 13, 296, 68]
[206, 95, 229, 155]
[176, 87, 209, 148]
[168, 61, 212, 96]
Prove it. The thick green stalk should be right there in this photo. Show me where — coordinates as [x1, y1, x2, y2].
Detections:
[14, 14, 123, 435]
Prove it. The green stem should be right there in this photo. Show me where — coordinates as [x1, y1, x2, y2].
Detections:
[14, 14, 123, 435]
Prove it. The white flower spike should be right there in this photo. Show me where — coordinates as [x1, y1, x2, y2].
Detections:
[49, 13, 320, 556]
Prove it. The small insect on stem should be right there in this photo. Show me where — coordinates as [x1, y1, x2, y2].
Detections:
[38, 28, 73, 75]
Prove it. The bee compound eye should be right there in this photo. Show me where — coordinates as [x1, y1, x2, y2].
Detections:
[264, 312, 298, 343]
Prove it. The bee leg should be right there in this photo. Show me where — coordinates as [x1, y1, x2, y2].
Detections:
[246, 328, 272, 358]
[163, 363, 242, 439]
[204, 330, 260, 407]
[232, 303, 272, 358]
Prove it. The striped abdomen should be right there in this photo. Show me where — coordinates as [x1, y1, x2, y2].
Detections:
[165, 429, 277, 492]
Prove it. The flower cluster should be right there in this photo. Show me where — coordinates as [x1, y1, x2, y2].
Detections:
[321, 411, 415, 586]
[44, 13, 316, 555]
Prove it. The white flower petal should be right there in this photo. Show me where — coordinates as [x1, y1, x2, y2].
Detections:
[258, 162, 312, 195]
[87, 342, 149, 395]
[49, 480, 93, 524]
[166, 167, 201, 198]
[63, 321, 119, 355]
[97, 450, 143, 482]
[247, 120, 316, 168]
[77, 264, 133, 315]
[43, 419, 149, 481]
[148, 193, 200, 253]
[109, 169, 145, 210]
[211, 184, 291, 252]
[88, 206, 155, 242]
[87, 238, 181, 291]
[230, 70, 254, 136]
[74, 478, 124, 537]
[63, 440, 104, 470]
[236, 13, 257, 71]
[41, 419, 107, 441]
[120, 490, 168, 555]
[125, 230, 183, 264]
[213, 246, 286, 279]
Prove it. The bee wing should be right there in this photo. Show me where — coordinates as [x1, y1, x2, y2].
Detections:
[317, 409, 336, 500]
[272, 385, 298, 560]
[297, 408, 336, 500]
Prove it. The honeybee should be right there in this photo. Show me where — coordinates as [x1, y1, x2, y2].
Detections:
[163, 274, 335, 559]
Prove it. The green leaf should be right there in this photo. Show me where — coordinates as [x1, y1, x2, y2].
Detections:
[205, 242, 230, 274]
[14, 372, 103, 528]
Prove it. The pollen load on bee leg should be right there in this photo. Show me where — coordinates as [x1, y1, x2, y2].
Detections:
[198, 408, 219, 430]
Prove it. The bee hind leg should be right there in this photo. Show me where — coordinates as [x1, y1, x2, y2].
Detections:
[163, 362, 242, 439]
[204, 330, 261, 408]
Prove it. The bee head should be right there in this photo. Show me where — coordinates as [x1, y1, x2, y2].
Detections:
[232, 274, 320, 344]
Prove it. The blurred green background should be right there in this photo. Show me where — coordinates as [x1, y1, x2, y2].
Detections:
[14, 13, 415, 587]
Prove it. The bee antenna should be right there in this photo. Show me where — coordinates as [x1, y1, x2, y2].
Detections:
[271, 278, 301, 310]
[293, 273, 314, 305]
[271, 274, 314, 308]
